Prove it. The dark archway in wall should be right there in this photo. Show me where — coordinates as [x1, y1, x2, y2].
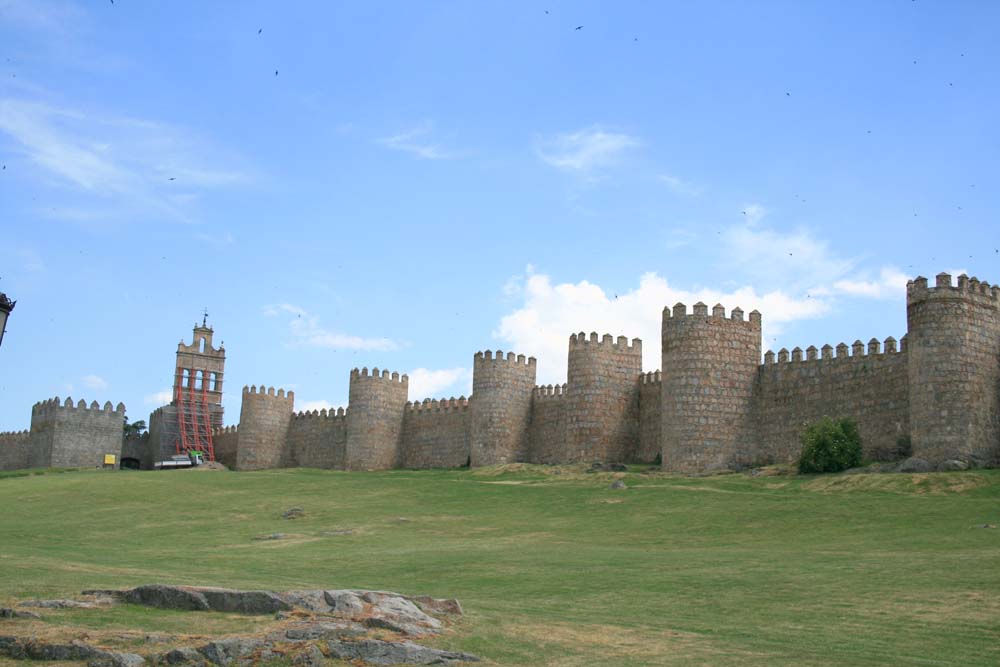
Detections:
[120, 457, 141, 470]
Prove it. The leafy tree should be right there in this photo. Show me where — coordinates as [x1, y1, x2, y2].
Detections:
[798, 417, 862, 473]
[123, 418, 147, 439]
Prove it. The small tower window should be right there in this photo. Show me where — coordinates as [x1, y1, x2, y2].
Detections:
[199, 337, 206, 353]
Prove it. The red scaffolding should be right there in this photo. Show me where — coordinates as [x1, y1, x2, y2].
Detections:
[174, 370, 216, 461]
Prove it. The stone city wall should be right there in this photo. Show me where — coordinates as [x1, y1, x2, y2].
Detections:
[212, 425, 239, 469]
[470, 351, 536, 465]
[753, 338, 910, 464]
[401, 398, 470, 468]
[288, 408, 347, 469]
[661, 304, 762, 472]
[0, 430, 31, 471]
[527, 384, 568, 464]
[565, 333, 642, 463]
[636, 371, 662, 463]
[906, 273, 1000, 467]
[235, 386, 294, 471]
[28, 397, 125, 469]
[345, 368, 408, 470]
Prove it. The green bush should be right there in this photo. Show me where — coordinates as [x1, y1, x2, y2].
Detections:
[798, 417, 863, 473]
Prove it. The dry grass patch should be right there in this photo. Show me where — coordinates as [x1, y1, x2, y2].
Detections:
[803, 472, 990, 496]
[506, 621, 774, 666]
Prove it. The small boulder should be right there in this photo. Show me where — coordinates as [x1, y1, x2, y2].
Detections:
[410, 595, 463, 616]
[18, 599, 97, 609]
[0, 607, 41, 619]
[163, 647, 205, 665]
[282, 507, 305, 520]
[939, 459, 968, 471]
[326, 639, 480, 665]
[291, 645, 325, 667]
[199, 588, 291, 614]
[324, 590, 366, 617]
[123, 585, 210, 611]
[252, 533, 287, 541]
[197, 637, 265, 666]
[895, 457, 933, 473]
[608, 480, 627, 490]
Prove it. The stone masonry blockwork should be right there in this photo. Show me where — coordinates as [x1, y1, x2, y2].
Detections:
[5, 270, 997, 474]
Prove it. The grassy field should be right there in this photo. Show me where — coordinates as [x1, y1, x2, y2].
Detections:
[0, 464, 998, 666]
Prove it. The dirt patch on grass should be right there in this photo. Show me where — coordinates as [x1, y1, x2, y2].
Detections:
[804, 472, 991, 496]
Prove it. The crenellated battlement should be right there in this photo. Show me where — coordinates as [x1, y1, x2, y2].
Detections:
[0, 430, 30, 438]
[293, 406, 347, 419]
[242, 385, 294, 400]
[349, 367, 409, 385]
[405, 396, 469, 413]
[31, 397, 125, 416]
[640, 370, 661, 385]
[532, 383, 567, 400]
[212, 425, 239, 435]
[473, 350, 536, 367]
[907, 272, 1000, 308]
[762, 335, 906, 366]
[662, 302, 762, 327]
[568, 332, 641, 354]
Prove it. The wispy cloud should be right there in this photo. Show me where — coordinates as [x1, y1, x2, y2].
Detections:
[378, 123, 457, 160]
[407, 367, 472, 401]
[264, 303, 399, 351]
[536, 126, 639, 172]
[193, 231, 236, 247]
[144, 389, 173, 406]
[82, 374, 108, 391]
[834, 267, 910, 299]
[0, 97, 252, 224]
[721, 219, 855, 291]
[657, 173, 703, 196]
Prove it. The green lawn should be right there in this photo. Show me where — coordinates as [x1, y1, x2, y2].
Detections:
[1, 465, 998, 666]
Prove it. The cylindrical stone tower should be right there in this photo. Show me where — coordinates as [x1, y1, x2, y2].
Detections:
[470, 350, 536, 466]
[661, 302, 762, 472]
[906, 273, 1000, 467]
[345, 367, 409, 470]
[565, 332, 642, 463]
[236, 385, 294, 470]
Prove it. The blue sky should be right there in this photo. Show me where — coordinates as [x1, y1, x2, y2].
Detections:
[1, 0, 998, 429]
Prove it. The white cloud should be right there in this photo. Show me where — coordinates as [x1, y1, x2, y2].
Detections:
[378, 123, 456, 160]
[263, 303, 399, 351]
[407, 367, 472, 401]
[0, 97, 251, 223]
[496, 270, 827, 385]
[657, 173, 702, 196]
[82, 374, 107, 391]
[833, 267, 910, 299]
[144, 389, 173, 406]
[536, 126, 638, 172]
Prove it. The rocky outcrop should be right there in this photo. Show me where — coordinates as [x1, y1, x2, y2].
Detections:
[1, 586, 478, 666]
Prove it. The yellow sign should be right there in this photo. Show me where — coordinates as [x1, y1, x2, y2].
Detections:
[104, 454, 117, 465]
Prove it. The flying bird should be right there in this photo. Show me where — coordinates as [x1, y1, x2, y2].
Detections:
[168, 177, 176, 181]
[275, 69, 279, 76]
[258, 28, 263, 34]
[785, 91, 790, 96]
[575, 25, 583, 30]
